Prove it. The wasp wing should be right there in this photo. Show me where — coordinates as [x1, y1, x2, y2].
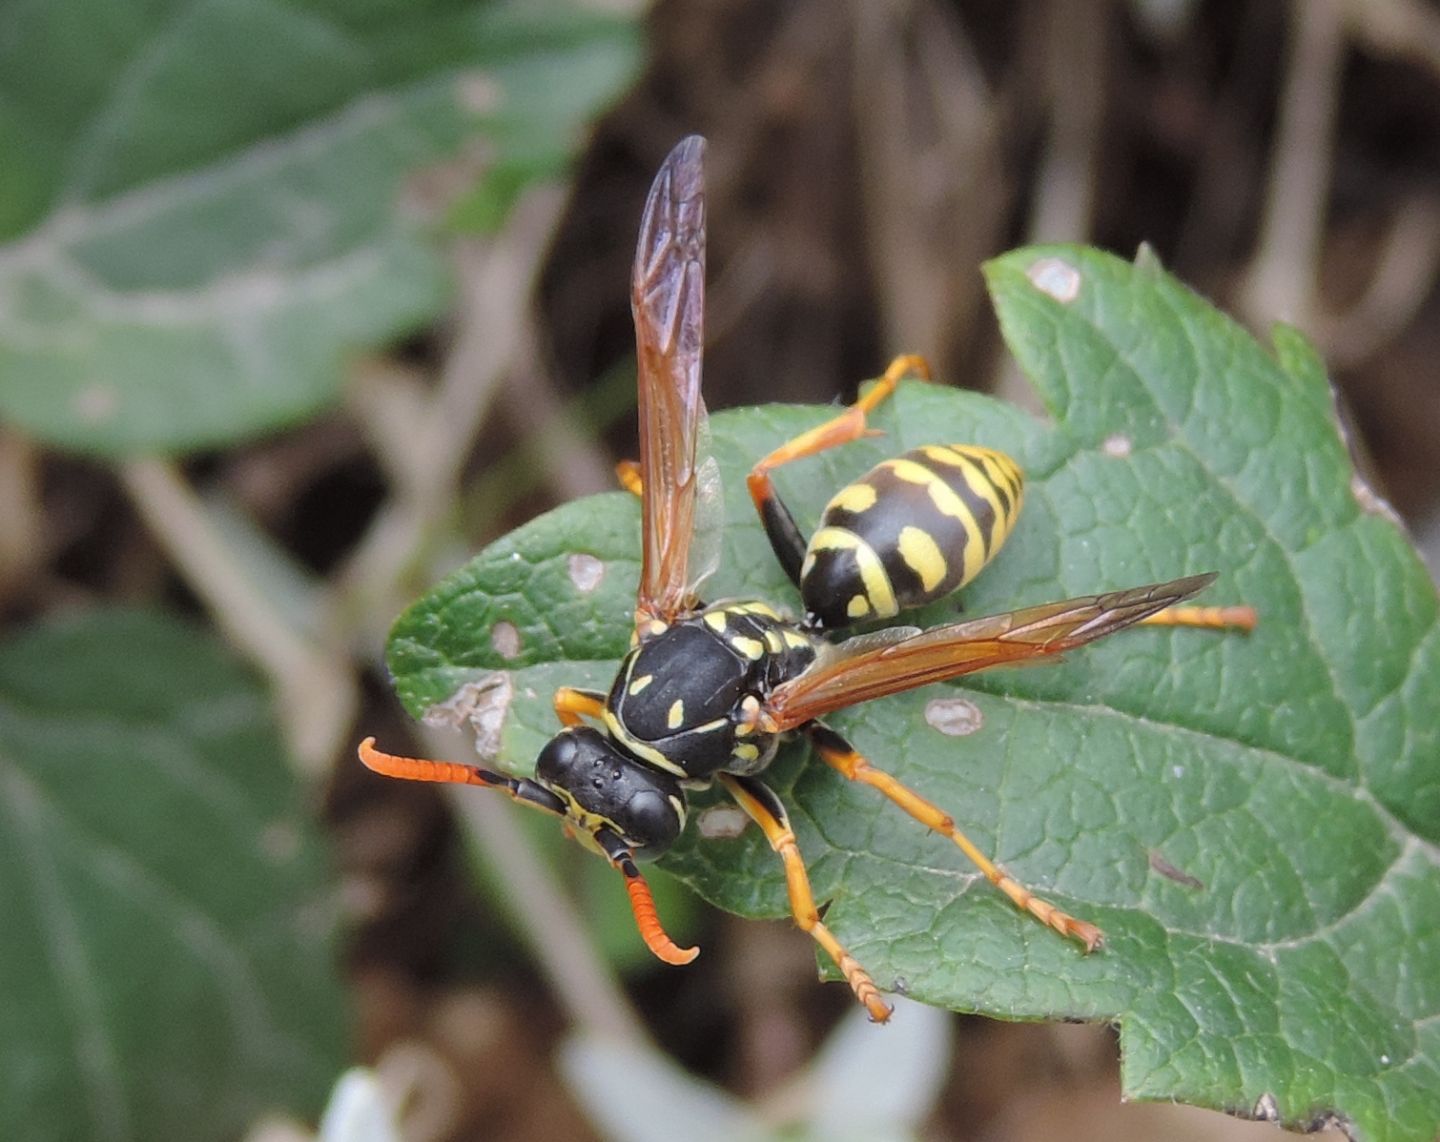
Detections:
[766, 573, 1217, 731]
[633, 135, 711, 628]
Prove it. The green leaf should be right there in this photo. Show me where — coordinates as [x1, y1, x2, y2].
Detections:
[385, 245, 1440, 1141]
[0, 610, 347, 1141]
[0, 0, 638, 456]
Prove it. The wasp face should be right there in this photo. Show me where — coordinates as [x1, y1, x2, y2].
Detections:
[535, 727, 687, 858]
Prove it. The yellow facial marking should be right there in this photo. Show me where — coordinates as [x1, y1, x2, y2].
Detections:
[628, 673, 654, 696]
[897, 525, 948, 591]
[667, 699, 685, 730]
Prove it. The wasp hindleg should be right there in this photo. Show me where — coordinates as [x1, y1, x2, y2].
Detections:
[1139, 603, 1257, 631]
[745, 354, 933, 587]
[804, 723, 1104, 951]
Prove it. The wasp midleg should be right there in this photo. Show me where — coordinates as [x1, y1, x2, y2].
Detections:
[718, 770, 892, 1020]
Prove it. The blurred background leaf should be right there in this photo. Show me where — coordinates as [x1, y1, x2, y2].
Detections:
[0, 611, 346, 1142]
[0, 0, 637, 455]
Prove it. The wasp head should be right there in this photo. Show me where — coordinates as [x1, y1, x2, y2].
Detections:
[535, 727, 687, 859]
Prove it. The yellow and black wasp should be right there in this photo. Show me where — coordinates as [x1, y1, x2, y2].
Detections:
[360, 136, 1254, 1022]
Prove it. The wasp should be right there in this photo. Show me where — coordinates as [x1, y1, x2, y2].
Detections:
[360, 136, 1254, 1022]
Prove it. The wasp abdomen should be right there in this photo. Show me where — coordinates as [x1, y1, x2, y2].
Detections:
[799, 445, 1024, 627]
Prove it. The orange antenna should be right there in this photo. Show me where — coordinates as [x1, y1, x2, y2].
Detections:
[358, 737, 499, 786]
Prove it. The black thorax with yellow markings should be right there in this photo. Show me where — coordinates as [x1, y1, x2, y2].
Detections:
[605, 601, 821, 780]
[798, 444, 1024, 628]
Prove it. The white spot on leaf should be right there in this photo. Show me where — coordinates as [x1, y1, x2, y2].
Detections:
[924, 697, 983, 737]
[697, 805, 751, 840]
[568, 553, 605, 593]
[490, 620, 521, 660]
[1103, 433, 1132, 458]
[1026, 257, 1081, 302]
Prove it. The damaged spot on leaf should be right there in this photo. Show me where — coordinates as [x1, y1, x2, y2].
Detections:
[697, 805, 751, 840]
[1026, 257, 1081, 302]
[424, 673, 515, 762]
[924, 696, 983, 737]
[490, 620, 521, 660]
[1103, 433, 1132, 458]
[568, 553, 605, 593]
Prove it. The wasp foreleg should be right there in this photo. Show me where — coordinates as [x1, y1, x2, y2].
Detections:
[553, 687, 607, 727]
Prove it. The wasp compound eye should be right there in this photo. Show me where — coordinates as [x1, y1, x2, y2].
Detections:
[536, 728, 685, 858]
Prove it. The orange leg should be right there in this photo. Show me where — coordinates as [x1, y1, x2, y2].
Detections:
[805, 724, 1103, 952]
[718, 772, 893, 1022]
[746, 354, 932, 586]
[615, 459, 643, 496]
[746, 353, 931, 504]
[553, 686, 607, 727]
[616, 353, 933, 511]
[1140, 604, 1257, 632]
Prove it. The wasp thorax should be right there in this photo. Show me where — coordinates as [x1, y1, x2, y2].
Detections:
[536, 727, 686, 858]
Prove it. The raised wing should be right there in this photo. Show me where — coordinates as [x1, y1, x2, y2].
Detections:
[632, 135, 710, 630]
[766, 573, 1217, 731]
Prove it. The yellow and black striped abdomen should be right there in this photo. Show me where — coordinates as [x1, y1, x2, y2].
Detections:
[798, 445, 1024, 628]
